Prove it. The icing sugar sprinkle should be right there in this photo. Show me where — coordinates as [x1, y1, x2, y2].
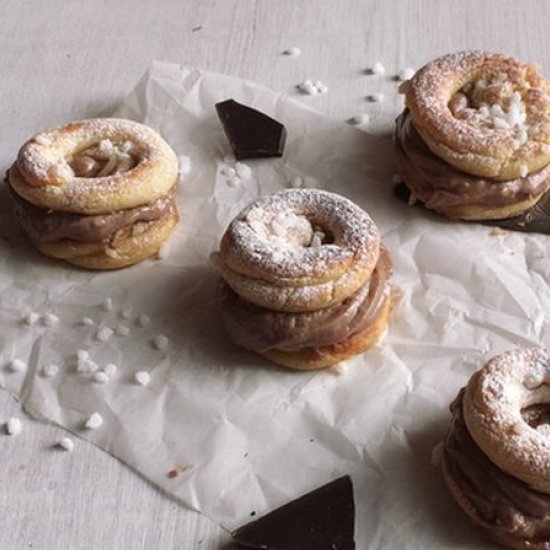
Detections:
[369, 62, 385, 75]
[42, 364, 59, 378]
[283, 47, 301, 57]
[9, 359, 27, 373]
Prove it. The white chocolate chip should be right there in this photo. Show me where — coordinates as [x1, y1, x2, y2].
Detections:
[34, 134, 52, 146]
[8, 359, 27, 373]
[58, 437, 74, 451]
[84, 413, 103, 430]
[152, 334, 169, 350]
[520, 164, 529, 178]
[134, 371, 151, 386]
[5, 418, 22, 436]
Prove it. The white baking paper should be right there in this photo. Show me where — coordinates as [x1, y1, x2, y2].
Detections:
[2, 62, 550, 549]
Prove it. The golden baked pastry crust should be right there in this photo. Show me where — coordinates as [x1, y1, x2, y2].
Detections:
[12, 118, 179, 215]
[403, 51, 550, 181]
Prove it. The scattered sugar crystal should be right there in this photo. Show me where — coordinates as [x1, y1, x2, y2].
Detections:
[9, 359, 27, 373]
[310, 230, 325, 247]
[524, 372, 544, 389]
[370, 62, 385, 75]
[58, 437, 74, 452]
[85, 413, 103, 430]
[42, 313, 59, 327]
[96, 326, 114, 342]
[93, 371, 109, 384]
[80, 316, 94, 326]
[398, 67, 415, 81]
[23, 312, 40, 326]
[98, 139, 114, 155]
[102, 298, 113, 312]
[235, 162, 252, 179]
[297, 80, 319, 95]
[42, 364, 59, 378]
[48, 163, 74, 181]
[283, 47, 301, 57]
[134, 371, 151, 386]
[290, 176, 303, 188]
[178, 155, 191, 176]
[119, 140, 133, 153]
[115, 324, 130, 336]
[368, 93, 384, 103]
[5, 418, 22, 436]
[392, 173, 403, 184]
[220, 166, 236, 178]
[137, 314, 150, 327]
[103, 364, 117, 377]
[314, 80, 328, 94]
[153, 334, 169, 350]
[76, 351, 99, 374]
[350, 114, 370, 126]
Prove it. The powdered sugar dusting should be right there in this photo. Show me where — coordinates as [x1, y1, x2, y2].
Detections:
[465, 347, 550, 490]
[406, 51, 550, 168]
[12, 118, 178, 215]
[221, 189, 380, 282]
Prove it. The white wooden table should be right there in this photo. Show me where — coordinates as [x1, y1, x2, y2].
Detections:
[2, 1, 550, 548]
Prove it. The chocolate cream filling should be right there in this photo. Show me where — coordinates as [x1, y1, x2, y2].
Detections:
[444, 389, 550, 544]
[395, 110, 550, 210]
[220, 247, 392, 353]
[8, 182, 177, 243]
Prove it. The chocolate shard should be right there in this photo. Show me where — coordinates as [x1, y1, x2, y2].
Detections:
[232, 475, 355, 550]
[215, 99, 286, 160]
[393, 182, 550, 235]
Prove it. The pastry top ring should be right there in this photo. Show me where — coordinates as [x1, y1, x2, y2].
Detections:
[402, 51, 550, 181]
[463, 347, 550, 494]
[219, 189, 381, 312]
[10, 118, 178, 215]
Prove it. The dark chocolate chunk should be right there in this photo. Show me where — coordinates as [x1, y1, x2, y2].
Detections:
[215, 99, 287, 160]
[393, 182, 550, 235]
[232, 475, 355, 550]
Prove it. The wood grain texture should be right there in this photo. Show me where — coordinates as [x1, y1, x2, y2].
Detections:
[3, 0, 550, 548]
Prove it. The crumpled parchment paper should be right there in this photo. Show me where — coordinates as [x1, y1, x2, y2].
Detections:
[2, 61, 550, 549]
